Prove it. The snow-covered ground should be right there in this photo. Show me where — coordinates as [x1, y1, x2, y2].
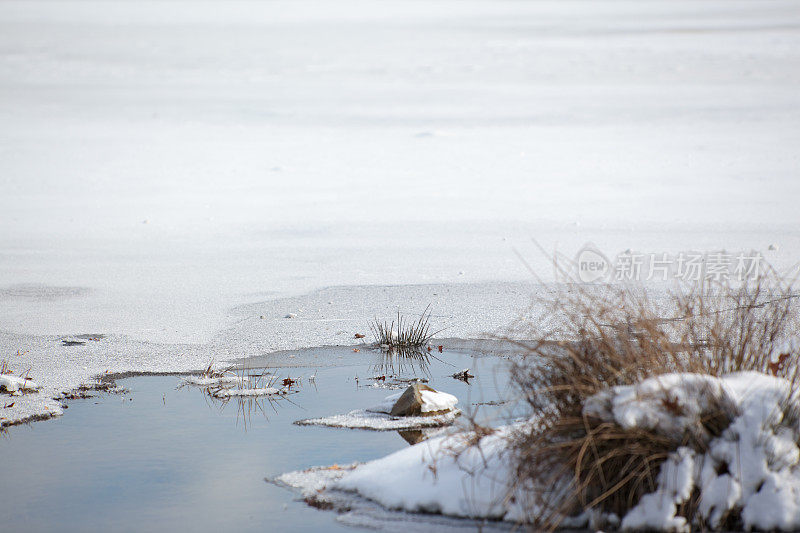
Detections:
[0, 0, 798, 427]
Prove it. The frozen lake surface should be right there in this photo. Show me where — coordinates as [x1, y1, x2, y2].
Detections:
[0, 346, 517, 532]
[1, 0, 798, 344]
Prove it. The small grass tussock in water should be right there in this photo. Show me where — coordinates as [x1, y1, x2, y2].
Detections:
[370, 306, 440, 349]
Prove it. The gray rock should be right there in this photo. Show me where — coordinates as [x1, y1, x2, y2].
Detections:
[390, 383, 448, 417]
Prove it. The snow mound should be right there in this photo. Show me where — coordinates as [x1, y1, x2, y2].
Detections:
[294, 409, 460, 430]
[0, 374, 40, 395]
[285, 425, 531, 521]
[272, 463, 511, 532]
[587, 371, 800, 532]
[584, 372, 738, 445]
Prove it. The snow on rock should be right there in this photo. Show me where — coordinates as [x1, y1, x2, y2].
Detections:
[370, 384, 459, 417]
[0, 374, 40, 395]
[419, 389, 459, 413]
[588, 371, 800, 532]
[367, 391, 405, 414]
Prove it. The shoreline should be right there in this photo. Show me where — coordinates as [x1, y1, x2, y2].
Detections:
[0, 280, 534, 429]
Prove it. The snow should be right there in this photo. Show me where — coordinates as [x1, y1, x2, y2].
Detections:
[0, 374, 39, 395]
[296, 388, 460, 429]
[211, 387, 281, 398]
[2, 0, 799, 347]
[368, 389, 459, 414]
[279, 425, 532, 521]
[295, 409, 460, 431]
[367, 392, 405, 414]
[281, 371, 800, 531]
[588, 372, 800, 531]
[420, 390, 459, 413]
[182, 375, 248, 387]
[0, 0, 797, 437]
[583, 372, 738, 441]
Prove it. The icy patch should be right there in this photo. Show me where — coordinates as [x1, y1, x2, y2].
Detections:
[296, 388, 461, 430]
[295, 409, 460, 430]
[0, 374, 40, 395]
[212, 387, 281, 398]
[274, 464, 355, 495]
[182, 374, 248, 387]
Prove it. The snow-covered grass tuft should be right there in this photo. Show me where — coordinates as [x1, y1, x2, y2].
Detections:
[0, 359, 39, 395]
[181, 360, 245, 388]
[500, 265, 800, 529]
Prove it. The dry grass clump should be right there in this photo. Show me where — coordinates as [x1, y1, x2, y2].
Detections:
[504, 268, 799, 529]
[199, 360, 235, 380]
[370, 306, 439, 349]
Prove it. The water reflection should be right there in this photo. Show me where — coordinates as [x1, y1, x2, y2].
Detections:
[396, 428, 441, 445]
[370, 346, 449, 377]
[208, 393, 288, 431]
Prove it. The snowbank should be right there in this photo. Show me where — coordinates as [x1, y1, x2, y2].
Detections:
[334, 426, 525, 519]
[281, 371, 800, 531]
[279, 425, 529, 521]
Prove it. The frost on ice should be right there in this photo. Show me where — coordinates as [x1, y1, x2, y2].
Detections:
[182, 374, 248, 387]
[212, 387, 282, 398]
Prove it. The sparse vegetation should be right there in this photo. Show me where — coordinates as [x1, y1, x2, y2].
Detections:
[370, 306, 439, 349]
[498, 264, 800, 529]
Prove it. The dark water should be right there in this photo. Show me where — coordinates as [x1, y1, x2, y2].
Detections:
[0, 348, 514, 532]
